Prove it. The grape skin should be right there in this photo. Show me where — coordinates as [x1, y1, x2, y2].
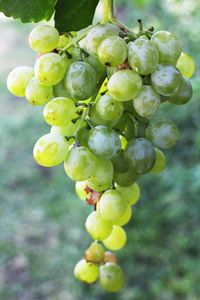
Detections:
[150, 148, 166, 174]
[116, 183, 140, 206]
[74, 259, 99, 284]
[103, 226, 127, 251]
[176, 52, 195, 79]
[96, 94, 124, 121]
[99, 263, 125, 292]
[25, 77, 53, 105]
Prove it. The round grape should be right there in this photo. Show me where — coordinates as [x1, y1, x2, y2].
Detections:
[25, 77, 53, 105]
[103, 226, 127, 251]
[116, 183, 140, 206]
[74, 259, 99, 284]
[114, 205, 132, 226]
[150, 148, 166, 174]
[114, 168, 138, 187]
[176, 52, 195, 79]
[96, 94, 124, 121]
[169, 77, 193, 105]
[99, 263, 125, 292]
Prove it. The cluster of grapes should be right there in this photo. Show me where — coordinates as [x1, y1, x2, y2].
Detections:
[7, 21, 195, 292]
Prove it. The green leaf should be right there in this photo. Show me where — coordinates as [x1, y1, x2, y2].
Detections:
[54, 0, 99, 33]
[0, 0, 56, 23]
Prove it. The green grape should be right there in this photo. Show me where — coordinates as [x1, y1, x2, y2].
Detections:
[120, 135, 128, 150]
[90, 105, 119, 128]
[53, 80, 69, 98]
[95, 94, 124, 121]
[43, 97, 76, 126]
[57, 34, 71, 49]
[64, 62, 97, 100]
[7, 66, 34, 97]
[151, 64, 183, 96]
[151, 30, 182, 65]
[85, 241, 104, 264]
[128, 36, 159, 75]
[125, 138, 156, 174]
[34, 53, 67, 86]
[133, 85, 161, 117]
[116, 182, 140, 206]
[74, 259, 99, 284]
[145, 118, 180, 149]
[99, 263, 125, 292]
[88, 125, 121, 160]
[114, 205, 132, 226]
[103, 226, 127, 251]
[169, 77, 193, 105]
[75, 181, 89, 201]
[83, 53, 106, 81]
[98, 36, 127, 67]
[86, 23, 120, 55]
[150, 148, 166, 174]
[64, 146, 96, 181]
[114, 168, 138, 187]
[107, 69, 142, 102]
[85, 211, 113, 241]
[50, 119, 81, 137]
[114, 112, 136, 141]
[176, 52, 195, 79]
[29, 25, 59, 53]
[25, 77, 53, 105]
[76, 126, 90, 148]
[106, 66, 118, 78]
[99, 189, 128, 224]
[111, 151, 128, 173]
[33, 133, 69, 167]
[87, 158, 113, 192]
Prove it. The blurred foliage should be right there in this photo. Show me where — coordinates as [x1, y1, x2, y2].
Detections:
[0, 0, 200, 299]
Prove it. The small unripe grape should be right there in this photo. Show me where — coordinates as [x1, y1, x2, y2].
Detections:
[7, 66, 34, 97]
[169, 77, 193, 105]
[146, 118, 180, 149]
[74, 259, 99, 284]
[75, 181, 89, 201]
[35, 53, 67, 86]
[103, 226, 127, 251]
[96, 94, 124, 121]
[88, 125, 121, 160]
[33, 133, 69, 167]
[99, 263, 125, 292]
[151, 30, 182, 65]
[133, 85, 161, 117]
[98, 36, 127, 67]
[116, 183, 140, 206]
[176, 52, 195, 79]
[150, 148, 166, 174]
[108, 69, 142, 102]
[128, 36, 159, 75]
[85, 241, 104, 264]
[29, 25, 59, 53]
[85, 211, 113, 241]
[151, 64, 183, 96]
[25, 77, 53, 105]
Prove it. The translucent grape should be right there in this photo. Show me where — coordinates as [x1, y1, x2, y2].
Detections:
[124, 138, 156, 174]
[151, 30, 182, 65]
[103, 226, 127, 251]
[116, 183, 140, 206]
[90, 105, 119, 128]
[64, 61, 97, 100]
[7, 66, 34, 97]
[133, 85, 161, 117]
[85, 211, 113, 241]
[64, 146, 96, 181]
[150, 148, 166, 174]
[33, 133, 69, 167]
[108, 69, 142, 102]
[114, 205, 132, 226]
[128, 36, 159, 75]
[43, 97, 76, 126]
[98, 36, 127, 67]
[88, 125, 121, 160]
[99, 263, 125, 292]
[29, 25, 59, 53]
[95, 94, 124, 121]
[169, 77, 193, 105]
[34, 53, 67, 86]
[50, 120, 81, 137]
[145, 118, 180, 149]
[114, 168, 138, 187]
[99, 189, 128, 224]
[25, 77, 53, 105]
[176, 52, 195, 79]
[74, 259, 99, 284]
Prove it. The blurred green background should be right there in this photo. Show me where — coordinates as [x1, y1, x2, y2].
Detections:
[0, 0, 200, 299]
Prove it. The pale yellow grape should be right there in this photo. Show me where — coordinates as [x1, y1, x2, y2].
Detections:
[103, 226, 127, 251]
[85, 241, 104, 264]
[43, 97, 76, 126]
[29, 25, 59, 53]
[99, 190, 128, 224]
[74, 259, 99, 284]
[150, 148, 166, 174]
[7, 66, 34, 97]
[75, 181, 88, 201]
[176, 52, 195, 79]
[85, 211, 113, 241]
[114, 205, 132, 226]
[34, 53, 67, 86]
[25, 77, 53, 105]
[33, 133, 69, 167]
[116, 183, 140, 206]
[50, 119, 81, 137]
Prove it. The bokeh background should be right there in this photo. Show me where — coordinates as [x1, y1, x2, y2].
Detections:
[0, 0, 200, 299]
